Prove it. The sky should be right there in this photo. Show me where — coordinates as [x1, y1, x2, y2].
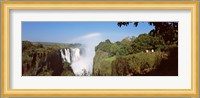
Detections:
[22, 22, 155, 43]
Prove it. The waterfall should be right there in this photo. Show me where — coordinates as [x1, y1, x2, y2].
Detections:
[64, 49, 71, 63]
[61, 33, 101, 76]
[60, 48, 88, 75]
[60, 47, 93, 76]
[60, 48, 81, 63]
[70, 48, 81, 62]
[70, 46, 93, 76]
[60, 49, 66, 62]
[60, 48, 72, 63]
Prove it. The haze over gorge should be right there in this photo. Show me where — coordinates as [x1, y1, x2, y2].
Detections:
[59, 33, 101, 75]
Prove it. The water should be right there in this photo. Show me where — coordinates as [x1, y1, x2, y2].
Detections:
[60, 33, 102, 76]
[60, 47, 92, 76]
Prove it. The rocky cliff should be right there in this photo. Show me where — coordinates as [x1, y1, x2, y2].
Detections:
[22, 41, 78, 76]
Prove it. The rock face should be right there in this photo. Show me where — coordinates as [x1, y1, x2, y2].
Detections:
[23, 50, 64, 76]
[93, 50, 113, 76]
[22, 41, 80, 76]
[22, 41, 95, 76]
[45, 51, 64, 76]
[22, 47, 83, 76]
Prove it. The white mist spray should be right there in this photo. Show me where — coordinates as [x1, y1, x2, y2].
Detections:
[69, 33, 102, 76]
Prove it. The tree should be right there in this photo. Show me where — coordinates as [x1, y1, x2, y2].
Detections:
[131, 34, 154, 53]
[117, 22, 178, 45]
[37, 43, 44, 48]
[111, 56, 129, 76]
[95, 39, 112, 53]
[22, 41, 33, 51]
[121, 37, 131, 44]
[152, 37, 166, 51]
[130, 34, 166, 53]
[110, 43, 120, 56]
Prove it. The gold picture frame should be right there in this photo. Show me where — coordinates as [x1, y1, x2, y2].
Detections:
[1, 1, 199, 97]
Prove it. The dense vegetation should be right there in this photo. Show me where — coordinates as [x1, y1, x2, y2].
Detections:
[93, 22, 178, 76]
[22, 41, 76, 76]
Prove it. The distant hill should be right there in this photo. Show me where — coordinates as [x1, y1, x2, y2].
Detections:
[32, 42, 81, 49]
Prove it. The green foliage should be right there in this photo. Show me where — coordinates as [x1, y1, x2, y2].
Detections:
[110, 40, 133, 56]
[111, 52, 163, 76]
[96, 37, 133, 57]
[36, 43, 44, 48]
[111, 56, 129, 76]
[22, 54, 32, 63]
[131, 34, 154, 53]
[61, 70, 74, 76]
[93, 22, 178, 76]
[33, 42, 81, 49]
[22, 40, 76, 76]
[93, 34, 167, 76]
[93, 50, 116, 76]
[118, 22, 178, 45]
[61, 62, 74, 76]
[131, 34, 166, 53]
[110, 43, 121, 56]
[152, 37, 166, 51]
[22, 41, 34, 51]
[93, 50, 109, 67]
[95, 39, 112, 53]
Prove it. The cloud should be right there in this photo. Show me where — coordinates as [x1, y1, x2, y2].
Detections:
[71, 33, 101, 43]
[81, 33, 101, 39]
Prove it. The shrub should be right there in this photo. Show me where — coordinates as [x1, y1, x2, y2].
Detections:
[93, 50, 116, 76]
[111, 52, 163, 76]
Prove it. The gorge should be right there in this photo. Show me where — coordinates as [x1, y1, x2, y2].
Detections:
[22, 36, 178, 76]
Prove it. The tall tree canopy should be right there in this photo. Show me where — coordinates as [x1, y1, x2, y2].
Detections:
[117, 22, 178, 45]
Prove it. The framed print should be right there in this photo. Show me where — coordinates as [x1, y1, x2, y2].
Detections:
[1, 1, 199, 97]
